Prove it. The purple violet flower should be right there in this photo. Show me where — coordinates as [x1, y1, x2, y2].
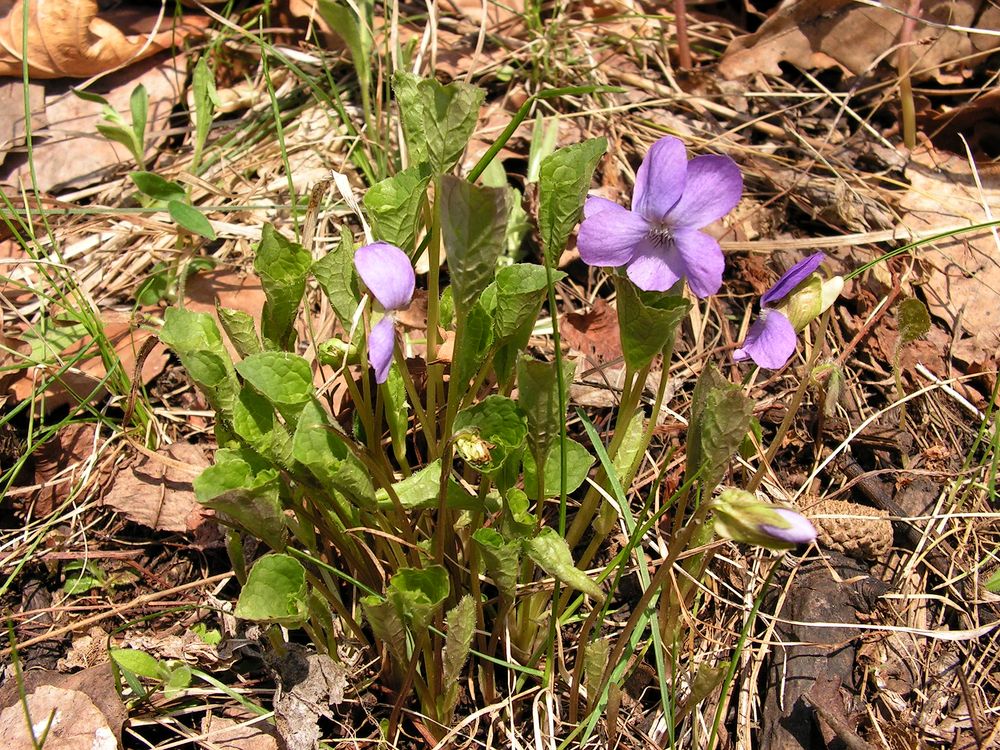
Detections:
[354, 242, 415, 384]
[733, 252, 843, 370]
[759, 509, 819, 546]
[577, 135, 743, 295]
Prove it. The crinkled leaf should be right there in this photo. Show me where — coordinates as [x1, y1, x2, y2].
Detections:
[313, 225, 360, 329]
[439, 595, 476, 723]
[612, 409, 645, 485]
[615, 277, 690, 371]
[387, 565, 449, 631]
[500, 487, 537, 540]
[292, 399, 374, 508]
[168, 200, 216, 240]
[235, 554, 308, 627]
[440, 175, 509, 314]
[472, 527, 519, 600]
[363, 163, 431, 253]
[516, 355, 575, 465]
[493, 263, 562, 340]
[583, 639, 610, 697]
[538, 138, 607, 267]
[253, 224, 312, 349]
[217, 305, 262, 358]
[236, 352, 314, 408]
[686, 363, 754, 492]
[375, 459, 478, 511]
[393, 72, 485, 174]
[159, 307, 240, 419]
[453, 395, 527, 474]
[898, 297, 931, 345]
[193, 449, 276, 501]
[522, 438, 594, 498]
[233, 385, 293, 466]
[361, 595, 408, 663]
[203, 484, 286, 552]
[452, 296, 495, 390]
[525, 527, 604, 602]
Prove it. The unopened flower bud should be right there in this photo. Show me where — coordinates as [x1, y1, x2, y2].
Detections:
[454, 431, 493, 466]
[773, 273, 844, 332]
[711, 489, 817, 550]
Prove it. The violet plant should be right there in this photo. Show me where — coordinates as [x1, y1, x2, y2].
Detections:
[157, 74, 830, 742]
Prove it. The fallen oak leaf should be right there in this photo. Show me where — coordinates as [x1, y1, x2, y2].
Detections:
[0, 0, 209, 79]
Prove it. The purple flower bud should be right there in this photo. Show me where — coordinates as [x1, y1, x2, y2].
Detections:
[354, 242, 415, 311]
[367, 315, 396, 384]
[712, 489, 817, 550]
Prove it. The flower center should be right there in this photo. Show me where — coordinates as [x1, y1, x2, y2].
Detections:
[647, 223, 674, 247]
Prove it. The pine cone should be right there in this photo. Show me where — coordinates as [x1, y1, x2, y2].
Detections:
[804, 497, 893, 559]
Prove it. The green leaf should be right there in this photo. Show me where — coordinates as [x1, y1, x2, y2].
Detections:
[192, 56, 218, 160]
[524, 527, 604, 602]
[96, 124, 141, 162]
[129, 83, 149, 154]
[130, 171, 185, 203]
[493, 264, 563, 341]
[615, 277, 690, 371]
[217, 306, 262, 358]
[316, 0, 372, 93]
[453, 395, 527, 475]
[583, 638, 610, 697]
[375, 459, 478, 511]
[163, 663, 193, 696]
[363, 163, 431, 253]
[612, 409, 645, 484]
[516, 355, 575, 465]
[472, 528, 519, 600]
[160, 307, 238, 418]
[111, 648, 164, 680]
[439, 175, 509, 314]
[233, 385, 293, 465]
[526, 115, 560, 184]
[253, 224, 312, 349]
[235, 554, 309, 627]
[686, 363, 754, 492]
[452, 296, 495, 390]
[361, 595, 408, 663]
[193, 449, 277, 502]
[480, 160, 530, 260]
[537, 137, 606, 266]
[393, 72, 485, 174]
[522, 438, 594, 498]
[383, 365, 410, 457]
[500, 487, 536, 539]
[202, 484, 286, 552]
[313, 226, 360, 329]
[292, 399, 374, 508]
[898, 297, 930, 345]
[168, 200, 217, 239]
[387, 566, 449, 631]
[985, 566, 1000, 594]
[236, 352, 314, 408]
[438, 596, 476, 723]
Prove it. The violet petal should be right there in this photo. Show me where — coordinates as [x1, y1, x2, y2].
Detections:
[354, 242, 415, 311]
[732, 309, 797, 369]
[672, 228, 725, 299]
[663, 154, 743, 230]
[624, 238, 684, 292]
[577, 202, 650, 267]
[761, 252, 826, 307]
[583, 195, 619, 219]
[760, 509, 817, 545]
[368, 315, 396, 384]
[632, 136, 687, 221]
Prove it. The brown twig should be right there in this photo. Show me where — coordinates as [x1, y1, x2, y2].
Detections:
[2, 573, 232, 657]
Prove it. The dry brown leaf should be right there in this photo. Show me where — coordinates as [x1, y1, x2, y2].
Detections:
[561, 298, 623, 365]
[0, 52, 185, 191]
[101, 441, 211, 533]
[0, 665, 125, 750]
[720, 0, 1000, 83]
[202, 712, 280, 750]
[0, 0, 208, 79]
[6, 312, 169, 413]
[902, 148, 1000, 365]
[30, 421, 97, 516]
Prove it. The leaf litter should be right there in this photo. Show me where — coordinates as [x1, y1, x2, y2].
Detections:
[1, 0, 999, 748]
